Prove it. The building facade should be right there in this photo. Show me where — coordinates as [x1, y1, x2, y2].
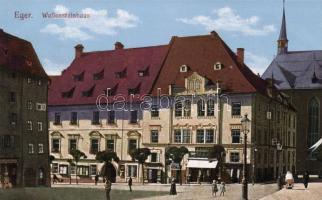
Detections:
[48, 43, 169, 183]
[262, 5, 322, 175]
[0, 29, 50, 187]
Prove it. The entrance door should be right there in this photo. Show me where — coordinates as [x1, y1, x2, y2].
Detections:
[148, 169, 158, 183]
[24, 168, 36, 186]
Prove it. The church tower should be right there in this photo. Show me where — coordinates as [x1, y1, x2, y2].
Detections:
[277, 0, 288, 54]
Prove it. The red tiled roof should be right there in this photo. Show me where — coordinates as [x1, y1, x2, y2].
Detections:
[151, 32, 268, 95]
[0, 29, 48, 78]
[48, 45, 170, 106]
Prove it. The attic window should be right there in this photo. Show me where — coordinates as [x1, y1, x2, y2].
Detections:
[138, 67, 149, 77]
[93, 69, 104, 80]
[62, 87, 75, 98]
[214, 62, 223, 70]
[128, 83, 141, 95]
[73, 71, 84, 81]
[82, 85, 95, 97]
[104, 84, 118, 96]
[115, 68, 127, 78]
[180, 65, 188, 73]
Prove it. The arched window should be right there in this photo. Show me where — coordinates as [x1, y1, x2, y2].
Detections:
[197, 99, 205, 117]
[183, 100, 191, 117]
[308, 98, 319, 148]
[175, 101, 183, 117]
[207, 99, 215, 116]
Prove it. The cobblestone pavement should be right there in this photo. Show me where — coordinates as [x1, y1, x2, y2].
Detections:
[53, 182, 278, 200]
[260, 183, 322, 200]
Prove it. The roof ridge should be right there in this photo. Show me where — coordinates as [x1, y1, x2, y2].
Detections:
[83, 44, 168, 55]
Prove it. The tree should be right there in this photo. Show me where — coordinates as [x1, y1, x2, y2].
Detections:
[96, 150, 120, 182]
[130, 148, 151, 184]
[69, 149, 87, 184]
[165, 146, 189, 185]
[208, 145, 226, 180]
[49, 155, 55, 164]
[67, 159, 74, 184]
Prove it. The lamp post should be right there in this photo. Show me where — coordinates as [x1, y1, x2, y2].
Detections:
[241, 114, 250, 200]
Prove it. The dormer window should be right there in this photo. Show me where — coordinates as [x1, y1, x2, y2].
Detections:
[93, 69, 104, 80]
[128, 83, 141, 95]
[73, 71, 84, 81]
[180, 65, 188, 73]
[82, 85, 95, 97]
[115, 68, 127, 78]
[214, 62, 223, 70]
[104, 84, 118, 96]
[138, 67, 149, 77]
[62, 87, 75, 98]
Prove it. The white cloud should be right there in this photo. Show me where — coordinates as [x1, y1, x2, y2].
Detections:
[245, 51, 270, 75]
[42, 58, 67, 75]
[177, 6, 275, 36]
[41, 5, 140, 40]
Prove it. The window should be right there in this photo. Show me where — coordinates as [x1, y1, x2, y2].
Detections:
[207, 99, 215, 116]
[27, 121, 32, 131]
[70, 165, 76, 174]
[10, 113, 17, 127]
[70, 112, 78, 125]
[174, 129, 191, 143]
[128, 139, 137, 153]
[90, 139, 99, 154]
[150, 130, 159, 143]
[52, 163, 58, 173]
[54, 112, 61, 125]
[59, 165, 68, 175]
[106, 139, 115, 152]
[38, 80, 42, 86]
[90, 165, 97, 176]
[77, 166, 89, 176]
[230, 152, 240, 162]
[197, 99, 205, 117]
[36, 103, 46, 111]
[73, 71, 84, 81]
[214, 62, 223, 70]
[151, 105, 159, 118]
[231, 129, 241, 143]
[130, 110, 138, 124]
[180, 65, 187, 72]
[127, 165, 137, 177]
[175, 101, 183, 117]
[28, 144, 34, 154]
[37, 122, 43, 132]
[69, 139, 77, 153]
[9, 92, 16, 103]
[52, 139, 60, 153]
[2, 135, 14, 148]
[232, 102, 241, 116]
[93, 70, 104, 80]
[92, 111, 100, 125]
[183, 100, 191, 117]
[27, 100, 33, 110]
[38, 144, 44, 154]
[150, 153, 158, 162]
[308, 98, 319, 148]
[27, 77, 32, 84]
[107, 111, 115, 124]
[196, 129, 214, 143]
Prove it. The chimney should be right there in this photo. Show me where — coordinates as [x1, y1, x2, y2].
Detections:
[74, 44, 84, 59]
[237, 48, 244, 64]
[210, 30, 218, 37]
[114, 42, 124, 50]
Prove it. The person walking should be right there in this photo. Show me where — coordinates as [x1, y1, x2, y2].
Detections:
[105, 179, 112, 200]
[303, 171, 310, 189]
[212, 180, 218, 197]
[277, 174, 283, 190]
[95, 174, 99, 185]
[219, 182, 226, 197]
[128, 176, 133, 192]
[170, 177, 177, 195]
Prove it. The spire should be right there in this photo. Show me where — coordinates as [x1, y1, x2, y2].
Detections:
[277, 0, 288, 54]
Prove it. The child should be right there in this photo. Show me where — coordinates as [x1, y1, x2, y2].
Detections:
[212, 180, 218, 196]
[219, 182, 226, 196]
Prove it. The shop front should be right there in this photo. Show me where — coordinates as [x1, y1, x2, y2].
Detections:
[186, 159, 218, 183]
[0, 159, 18, 187]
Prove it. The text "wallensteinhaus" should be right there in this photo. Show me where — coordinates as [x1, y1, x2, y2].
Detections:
[42, 12, 90, 19]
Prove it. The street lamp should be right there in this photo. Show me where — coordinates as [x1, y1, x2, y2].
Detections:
[241, 114, 250, 200]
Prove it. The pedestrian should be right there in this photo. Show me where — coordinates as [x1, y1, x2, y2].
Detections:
[303, 171, 310, 189]
[169, 177, 177, 195]
[52, 174, 59, 184]
[95, 174, 99, 185]
[128, 176, 133, 192]
[197, 175, 201, 185]
[277, 174, 283, 190]
[105, 179, 112, 200]
[219, 182, 226, 197]
[212, 179, 218, 197]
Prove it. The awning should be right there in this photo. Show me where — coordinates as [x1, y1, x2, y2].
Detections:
[187, 159, 218, 169]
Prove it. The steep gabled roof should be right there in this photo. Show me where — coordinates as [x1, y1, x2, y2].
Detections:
[151, 32, 268, 95]
[0, 29, 47, 78]
[48, 44, 169, 106]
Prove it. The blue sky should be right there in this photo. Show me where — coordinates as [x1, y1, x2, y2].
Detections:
[0, 0, 321, 75]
